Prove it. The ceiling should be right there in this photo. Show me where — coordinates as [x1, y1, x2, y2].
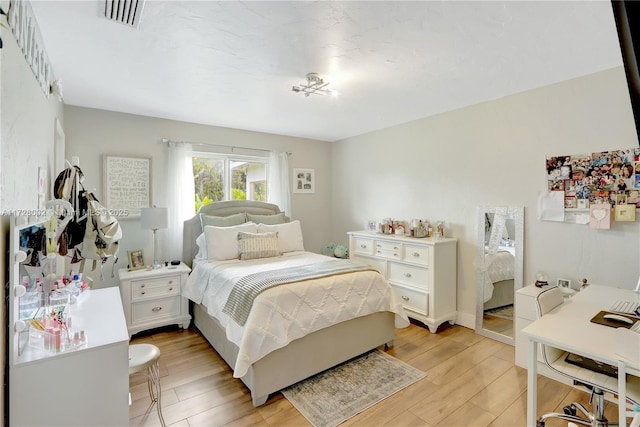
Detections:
[30, 1, 624, 142]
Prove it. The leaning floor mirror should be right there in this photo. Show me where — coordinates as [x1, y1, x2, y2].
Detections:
[475, 206, 524, 345]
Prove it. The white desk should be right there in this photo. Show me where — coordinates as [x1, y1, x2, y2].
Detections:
[522, 285, 640, 427]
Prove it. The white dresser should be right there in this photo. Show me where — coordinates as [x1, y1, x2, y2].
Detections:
[348, 231, 457, 333]
[118, 263, 192, 336]
[10, 287, 130, 426]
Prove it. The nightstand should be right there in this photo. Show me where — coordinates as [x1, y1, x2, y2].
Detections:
[118, 263, 192, 336]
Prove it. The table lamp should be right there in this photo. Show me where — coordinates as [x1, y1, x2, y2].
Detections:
[140, 207, 168, 269]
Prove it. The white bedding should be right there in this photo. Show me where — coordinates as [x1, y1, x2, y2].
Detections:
[483, 250, 515, 303]
[183, 251, 409, 378]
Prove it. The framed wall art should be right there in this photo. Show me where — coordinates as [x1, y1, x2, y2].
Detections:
[103, 155, 151, 218]
[293, 168, 315, 194]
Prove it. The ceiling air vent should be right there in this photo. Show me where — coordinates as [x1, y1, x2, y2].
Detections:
[102, 0, 145, 28]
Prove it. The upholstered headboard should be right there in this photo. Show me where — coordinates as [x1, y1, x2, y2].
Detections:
[182, 200, 288, 267]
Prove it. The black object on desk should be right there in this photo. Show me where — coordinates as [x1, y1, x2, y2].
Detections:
[564, 353, 623, 379]
[590, 310, 637, 329]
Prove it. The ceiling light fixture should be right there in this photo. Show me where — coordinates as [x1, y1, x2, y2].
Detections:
[292, 73, 332, 97]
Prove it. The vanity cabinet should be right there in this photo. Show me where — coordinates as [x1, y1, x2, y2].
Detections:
[348, 231, 457, 333]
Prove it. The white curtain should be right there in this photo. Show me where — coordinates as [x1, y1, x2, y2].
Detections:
[166, 141, 195, 261]
[267, 151, 291, 217]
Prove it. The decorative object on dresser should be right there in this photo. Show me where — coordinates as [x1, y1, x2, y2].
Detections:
[348, 230, 457, 333]
[118, 263, 191, 336]
[141, 206, 169, 269]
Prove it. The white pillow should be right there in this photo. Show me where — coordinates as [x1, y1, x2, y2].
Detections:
[205, 222, 258, 261]
[257, 220, 304, 253]
[195, 232, 207, 259]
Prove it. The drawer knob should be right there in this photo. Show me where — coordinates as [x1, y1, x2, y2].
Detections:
[394, 246, 399, 250]
[152, 307, 162, 312]
[412, 252, 420, 257]
[140, 284, 145, 288]
[401, 296, 410, 301]
[377, 250, 382, 254]
[376, 244, 381, 248]
[168, 287, 173, 291]
[169, 280, 173, 284]
[141, 291, 146, 295]
[360, 244, 367, 248]
[394, 253, 399, 257]
[404, 273, 412, 278]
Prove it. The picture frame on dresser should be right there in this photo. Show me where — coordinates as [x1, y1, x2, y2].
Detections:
[127, 249, 145, 270]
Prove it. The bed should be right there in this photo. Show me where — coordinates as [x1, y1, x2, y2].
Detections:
[182, 200, 409, 406]
[483, 246, 515, 310]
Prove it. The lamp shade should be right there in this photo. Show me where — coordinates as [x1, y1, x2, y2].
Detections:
[140, 207, 168, 230]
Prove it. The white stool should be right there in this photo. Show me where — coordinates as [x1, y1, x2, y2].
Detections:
[129, 344, 165, 427]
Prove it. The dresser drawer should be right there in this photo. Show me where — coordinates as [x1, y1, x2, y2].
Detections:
[391, 283, 428, 316]
[352, 237, 374, 256]
[131, 296, 181, 323]
[403, 245, 430, 267]
[375, 240, 402, 252]
[131, 276, 180, 301]
[388, 262, 430, 289]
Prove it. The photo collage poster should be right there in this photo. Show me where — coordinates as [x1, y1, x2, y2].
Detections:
[546, 148, 640, 209]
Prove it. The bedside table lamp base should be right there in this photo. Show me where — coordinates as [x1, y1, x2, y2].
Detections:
[151, 229, 162, 269]
[141, 207, 168, 270]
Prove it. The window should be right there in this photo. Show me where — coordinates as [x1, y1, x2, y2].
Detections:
[193, 152, 268, 211]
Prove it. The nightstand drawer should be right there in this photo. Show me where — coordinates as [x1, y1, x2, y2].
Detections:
[388, 262, 429, 289]
[131, 276, 179, 301]
[391, 283, 428, 316]
[403, 245, 430, 267]
[131, 296, 181, 323]
[353, 237, 374, 256]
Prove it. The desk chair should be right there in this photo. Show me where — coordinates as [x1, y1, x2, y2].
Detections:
[129, 344, 165, 427]
[535, 287, 640, 427]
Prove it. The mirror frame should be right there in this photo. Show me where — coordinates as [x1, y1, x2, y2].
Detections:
[475, 206, 524, 345]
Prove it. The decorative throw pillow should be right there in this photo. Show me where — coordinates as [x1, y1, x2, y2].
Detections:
[257, 220, 304, 253]
[205, 222, 258, 261]
[237, 231, 280, 260]
[200, 212, 247, 228]
[246, 212, 287, 225]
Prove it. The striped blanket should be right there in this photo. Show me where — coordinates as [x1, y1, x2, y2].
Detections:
[222, 259, 375, 326]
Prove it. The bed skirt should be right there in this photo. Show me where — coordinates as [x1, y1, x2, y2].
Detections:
[193, 302, 396, 406]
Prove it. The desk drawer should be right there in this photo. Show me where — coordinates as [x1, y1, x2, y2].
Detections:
[391, 283, 428, 316]
[131, 276, 179, 301]
[352, 237, 374, 256]
[388, 262, 429, 289]
[132, 296, 181, 323]
[403, 245, 430, 267]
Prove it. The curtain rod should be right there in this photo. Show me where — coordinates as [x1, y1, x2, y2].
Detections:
[161, 138, 291, 155]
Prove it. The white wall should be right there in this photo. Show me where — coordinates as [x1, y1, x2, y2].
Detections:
[1, 18, 64, 425]
[331, 67, 640, 328]
[64, 106, 332, 287]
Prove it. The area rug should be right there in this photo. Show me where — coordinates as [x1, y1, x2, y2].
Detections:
[281, 349, 426, 427]
[486, 304, 514, 320]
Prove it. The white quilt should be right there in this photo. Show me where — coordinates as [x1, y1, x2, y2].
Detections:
[483, 250, 515, 303]
[183, 251, 409, 378]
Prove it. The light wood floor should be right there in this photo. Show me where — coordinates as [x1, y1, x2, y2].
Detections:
[129, 322, 621, 427]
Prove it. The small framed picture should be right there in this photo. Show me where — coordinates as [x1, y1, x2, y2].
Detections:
[293, 168, 315, 194]
[557, 278, 571, 289]
[127, 249, 145, 270]
[577, 199, 589, 209]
